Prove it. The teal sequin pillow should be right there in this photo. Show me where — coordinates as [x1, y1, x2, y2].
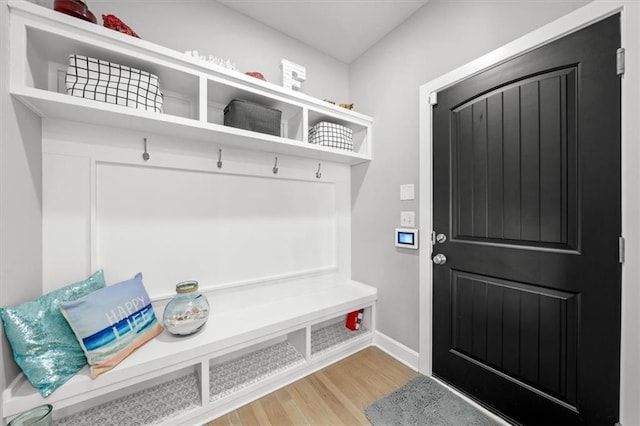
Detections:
[0, 270, 106, 397]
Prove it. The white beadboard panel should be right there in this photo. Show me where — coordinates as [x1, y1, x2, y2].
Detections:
[40, 119, 351, 297]
[94, 163, 337, 296]
[42, 153, 92, 292]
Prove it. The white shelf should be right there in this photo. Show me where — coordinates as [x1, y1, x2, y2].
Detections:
[14, 87, 370, 165]
[8, 0, 373, 165]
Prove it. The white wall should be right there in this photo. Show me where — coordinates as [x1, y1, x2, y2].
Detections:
[350, 0, 592, 357]
[0, 0, 44, 419]
[351, 1, 640, 425]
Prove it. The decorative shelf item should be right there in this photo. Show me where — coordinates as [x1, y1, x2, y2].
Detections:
[245, 71, 266, 81]
[102, 14, 139, 38]
[184, 51, 237, 71]
[223, 99, 282, 137]
[281, 59, 306, 91]
[163, 281, 210, 336]
[65, 54, 164, 112]
[309, 121, 354, 151]
[53, 0, 96, 24]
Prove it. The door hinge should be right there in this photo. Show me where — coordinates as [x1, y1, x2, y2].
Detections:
[428, 92, 438, 106]
[431, 231, 436, 245]
[619, 236, 625, 264]
[617, 47, 625, 76]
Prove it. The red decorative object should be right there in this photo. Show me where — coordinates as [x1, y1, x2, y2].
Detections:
[245, 72, 266, 81]
[54, 0, 97, 24]
[102, 14, 140, 38]
[345, 309, 364, 331]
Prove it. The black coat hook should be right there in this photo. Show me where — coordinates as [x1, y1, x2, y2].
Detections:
[142, 138, 150, 161]
[273, 157, 279, 174]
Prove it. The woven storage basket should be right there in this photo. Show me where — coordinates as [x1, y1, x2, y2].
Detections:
[65, 55, 163, 113]
[223, 99, 282, 137]
[308, 121, 353, 151]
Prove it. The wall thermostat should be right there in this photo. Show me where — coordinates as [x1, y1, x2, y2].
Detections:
[395, 228, 418, 249]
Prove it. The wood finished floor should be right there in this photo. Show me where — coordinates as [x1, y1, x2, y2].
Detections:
[205, 346, 418, 426]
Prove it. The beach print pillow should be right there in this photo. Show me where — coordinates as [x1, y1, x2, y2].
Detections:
[60, 273, 163, 379]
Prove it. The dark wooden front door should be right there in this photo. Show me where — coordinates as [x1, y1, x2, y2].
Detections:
[432, 15, 621, 425]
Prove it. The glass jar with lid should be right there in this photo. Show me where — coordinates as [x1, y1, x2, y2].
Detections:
[8, 405, 53, 426]
[162, 281, 210, 336]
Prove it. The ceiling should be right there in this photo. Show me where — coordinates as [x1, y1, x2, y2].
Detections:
[216, 0, 429, 63]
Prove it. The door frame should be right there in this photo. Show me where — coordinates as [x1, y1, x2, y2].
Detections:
[418, 1, 640, 423]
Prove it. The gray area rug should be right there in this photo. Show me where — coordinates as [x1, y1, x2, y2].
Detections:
[365, 375, 502, 426]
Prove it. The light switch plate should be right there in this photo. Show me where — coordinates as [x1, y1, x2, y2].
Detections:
[400, 211, 415, 227]
[400, 184, 415, 201]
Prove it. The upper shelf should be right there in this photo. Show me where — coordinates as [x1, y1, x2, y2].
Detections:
[8, 0, 373, 165]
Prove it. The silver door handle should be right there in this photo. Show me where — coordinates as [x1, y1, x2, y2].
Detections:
[432, 253, 447, 265]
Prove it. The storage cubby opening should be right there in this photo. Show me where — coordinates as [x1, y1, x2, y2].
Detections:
[310, 310, 371, 358]
[25, 26, 199, 119]
[351, 126, 369, 155]
[209, 338, 305, 402]
[53, 366, 202, 426]
[207, 78, 304, 140]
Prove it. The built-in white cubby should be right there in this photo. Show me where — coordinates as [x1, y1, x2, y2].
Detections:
[3, 2, 378, 424]
[54, 366, 202, 425]
[9, 0, 373, 165]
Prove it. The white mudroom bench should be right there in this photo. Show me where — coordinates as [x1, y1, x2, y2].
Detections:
[3, 274, 377, 425]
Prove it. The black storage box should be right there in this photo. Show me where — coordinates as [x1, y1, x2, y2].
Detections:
[223, 99, 282, 137]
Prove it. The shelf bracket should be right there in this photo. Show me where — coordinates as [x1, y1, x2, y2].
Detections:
[316, 163, 322, 179]
[273, 157, 279, 174]
[217, 149, 222, 169]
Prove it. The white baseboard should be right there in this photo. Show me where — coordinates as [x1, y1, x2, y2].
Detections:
[373, 330, 420, 371]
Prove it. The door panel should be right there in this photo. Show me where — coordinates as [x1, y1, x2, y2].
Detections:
[432, 14, 620, 425]
[452, 68, 578, 249]
[450, 271, 579, 406]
